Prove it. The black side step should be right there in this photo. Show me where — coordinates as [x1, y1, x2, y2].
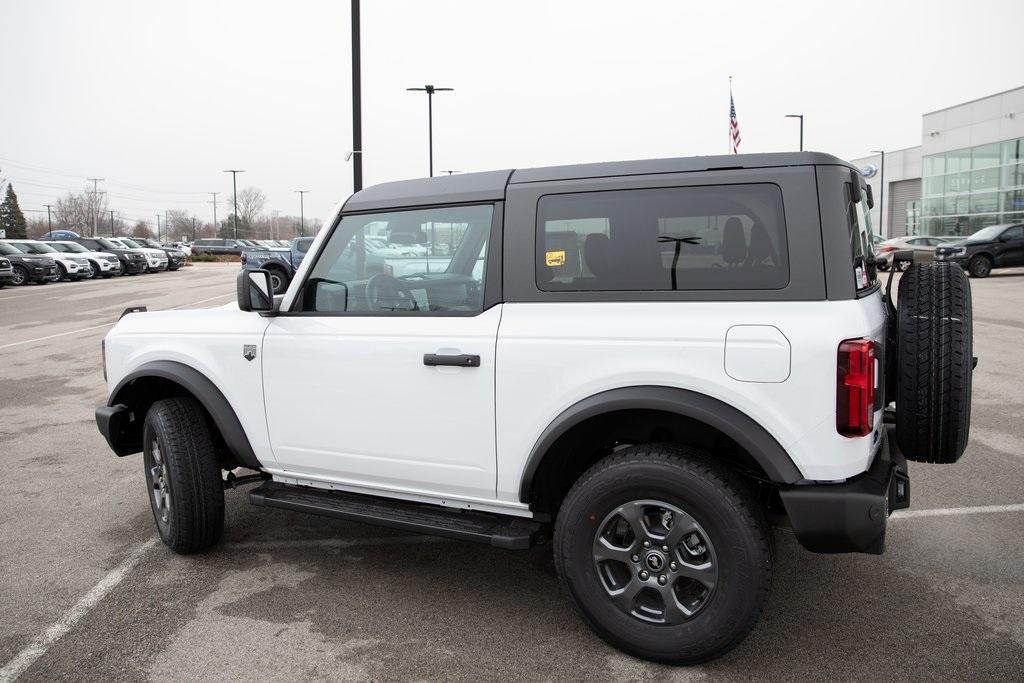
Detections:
[250, 482, 544, 550]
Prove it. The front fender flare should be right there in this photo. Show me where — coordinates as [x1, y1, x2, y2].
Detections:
[518, 385, 803, 503]
[103, 360, 260, 468]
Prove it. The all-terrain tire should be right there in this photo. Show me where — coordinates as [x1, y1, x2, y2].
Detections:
[554, 444, 772, 664]
[896, 262, 973, 463]
[143, 397, 225, 553]
[266, 266, 290, 294]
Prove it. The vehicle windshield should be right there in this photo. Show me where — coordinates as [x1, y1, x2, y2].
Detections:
[118, 238, 143, 248]
[53, 242, 88, 253]
[967, 225, 1006, 242]
[135, 238, 161, 248]
[0, 242, 21, 255]
[14, 242, 58, 254]
[96, 238, 121, 250]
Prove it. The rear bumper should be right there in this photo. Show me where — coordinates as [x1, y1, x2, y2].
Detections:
[780, 426, 909, 555]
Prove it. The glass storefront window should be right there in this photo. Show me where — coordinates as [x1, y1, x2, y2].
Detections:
[1001, 138, 1024, 165]
[971, 143, 1000, 169]
[921, 198, 943, 216]
[969, 215, 999, 232]
[923, 175, 944, 197]
[1001, 163, 1024, 188]
[970, 166, 1000, 192]
[946, 171, 971, 194]
[969, 192, 999, 213]
[1003, 212, 1024, 225]
[923, 154, 945, 177]
[945, 148, 971, 173]
[1002, 190, 1024, 213]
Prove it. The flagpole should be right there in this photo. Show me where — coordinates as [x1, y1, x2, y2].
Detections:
[728, 76, 733, 154]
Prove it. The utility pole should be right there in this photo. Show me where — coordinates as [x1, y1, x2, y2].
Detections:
[222, 170, 244, 239]
[351, 0, 363, 193]
[156, 214, 162, 242]
[87, 178, 104, 236]
[407, 85, 454, 177]
[295, 190, 309, 237]
[43, 204, 53, 232]
[109, 210, 115, 236]
[209, 192, 219, 234]
[872, 149, 886, 238]
[191, 217, 197, 241]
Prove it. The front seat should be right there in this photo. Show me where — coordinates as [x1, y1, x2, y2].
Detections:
[584, 233, 614, 286]
[721, 217, 747, 267]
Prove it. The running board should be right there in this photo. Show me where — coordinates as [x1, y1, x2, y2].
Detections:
[249, 482, 544, 550]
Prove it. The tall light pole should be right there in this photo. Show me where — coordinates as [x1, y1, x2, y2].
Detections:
[43, 204, 53, 233]
[872, 150, 885, 237]
[209, 192, 219, 234]
[785, 114, 804, 151]
[295, 190, 309, 237]
[351, 0, 363, 193]
[109, 210, 115, 236]
[406, 84, 453, 177]
[156, 214, 162, 242]
[87, 178, 104, 236]
[222, 170, 244, 239]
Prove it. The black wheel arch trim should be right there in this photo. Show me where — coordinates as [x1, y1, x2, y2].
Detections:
[518, 385, 803, 503]
[100, 360, 261, 468]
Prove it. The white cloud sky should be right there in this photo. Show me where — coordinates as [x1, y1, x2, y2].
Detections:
[1, 0, 1022, 229]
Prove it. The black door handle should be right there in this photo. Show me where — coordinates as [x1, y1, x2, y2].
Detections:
[423, 353, 480, 367]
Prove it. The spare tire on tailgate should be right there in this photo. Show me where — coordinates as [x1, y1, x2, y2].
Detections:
[895, 261, 973, 463]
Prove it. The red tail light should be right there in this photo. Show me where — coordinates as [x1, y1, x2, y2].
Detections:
[837, 338, 875, 437]
[878, 245, 895, 253]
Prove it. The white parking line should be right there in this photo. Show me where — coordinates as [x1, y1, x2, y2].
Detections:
[0, 293, 235, 350]
[891, 502, 1024, 519]
[0, 537, 158, 683]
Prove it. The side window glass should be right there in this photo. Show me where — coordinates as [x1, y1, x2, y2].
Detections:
[300, 204, 493, 314]
[1003, 226, 1024, 240]
[536, 184, 788, 291]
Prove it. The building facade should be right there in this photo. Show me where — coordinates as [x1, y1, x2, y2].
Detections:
[851, 85, 1024, 239]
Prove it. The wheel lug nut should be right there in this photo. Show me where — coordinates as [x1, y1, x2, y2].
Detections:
[639, 570, 649, 580]
[642, 540, 651, 548]
[662, 545, 669, 552]
[631, 554, 640, 563]
[658, 575, 667, 585]
[670, 561, 677, 571]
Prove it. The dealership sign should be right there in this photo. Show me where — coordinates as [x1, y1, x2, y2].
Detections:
[860, 164, 878, 178]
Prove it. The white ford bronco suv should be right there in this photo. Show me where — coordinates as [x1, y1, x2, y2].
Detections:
[96, 153, 973, 663]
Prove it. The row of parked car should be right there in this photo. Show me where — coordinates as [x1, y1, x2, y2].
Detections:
[873, 221, 1024, 278]
[0, 236, 188, 287]
[190, 238, 292, 256]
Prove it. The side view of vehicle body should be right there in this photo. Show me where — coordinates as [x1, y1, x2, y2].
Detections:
[0, 240, 58, 284]
[935, 222, 1024, 277]
[46, 240, 123, 278]
[874, 235, 949, 270]
[129, 237, 187, 271]
[107, 238, 168, 272]
[191, 238, 244, 256]
[240, 237, 313, 293]
[3, 239, 92, 280]
[70, 237, 149, 275]
[97, 152, 973, 664]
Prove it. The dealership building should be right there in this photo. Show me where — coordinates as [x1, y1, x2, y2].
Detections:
[851, 85, 1024, 239]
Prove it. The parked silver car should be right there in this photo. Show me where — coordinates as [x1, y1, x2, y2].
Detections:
[874, 235, 950, 270]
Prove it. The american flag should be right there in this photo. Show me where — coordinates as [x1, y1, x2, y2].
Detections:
[729, 88, 741, 154]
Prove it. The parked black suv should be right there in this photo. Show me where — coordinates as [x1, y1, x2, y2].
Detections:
[935, 223, 1024, 277]
[70, 237, 148, 275]
[191, 238, 243, 256]
[129, 237, 187, 271]
[0, 241, 58, 284]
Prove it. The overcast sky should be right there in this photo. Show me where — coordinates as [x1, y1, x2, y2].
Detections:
[2, 0, 1023, 228]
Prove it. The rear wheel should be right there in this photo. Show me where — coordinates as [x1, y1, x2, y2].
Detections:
[896, 262, 973, 463]
[11, 265, 28, 285]
[967, 255, 992, 278]
[143, 398, 225, 553]
[55, 263, 68, 281]
[554, 444, 772, 664]
[267, 267, 289, 294]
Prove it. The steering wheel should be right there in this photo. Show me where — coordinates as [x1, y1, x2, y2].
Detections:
[365, 273, 417, 311]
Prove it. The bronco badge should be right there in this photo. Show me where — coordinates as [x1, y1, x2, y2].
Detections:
[243, 344, 257, 362]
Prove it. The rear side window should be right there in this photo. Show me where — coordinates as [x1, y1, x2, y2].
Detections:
[844, 182, 877, 292]
[536, 184, 788, 291]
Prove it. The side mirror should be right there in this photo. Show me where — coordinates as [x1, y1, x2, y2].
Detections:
[237, 269, 274, 312]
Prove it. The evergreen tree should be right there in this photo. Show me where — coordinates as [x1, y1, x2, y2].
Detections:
[0, 184, 28, 239]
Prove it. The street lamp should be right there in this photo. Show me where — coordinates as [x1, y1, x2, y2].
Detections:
[406, 84, 453, 177]
[295, 190, 309, 237]
[222, 169, 245, 239]
[871, 150, 885, 238]
[785, 114, 804, 151]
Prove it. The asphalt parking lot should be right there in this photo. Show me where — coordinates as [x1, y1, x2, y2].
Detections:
[1, 263, 1023, 681]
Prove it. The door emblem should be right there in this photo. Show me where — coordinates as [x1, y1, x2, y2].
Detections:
[243, 344, 257, 362]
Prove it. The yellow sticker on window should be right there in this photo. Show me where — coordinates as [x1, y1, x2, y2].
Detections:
[545, 250, 566, 267]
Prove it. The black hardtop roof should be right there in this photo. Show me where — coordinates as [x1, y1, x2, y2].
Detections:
[342, 152, 855, 212]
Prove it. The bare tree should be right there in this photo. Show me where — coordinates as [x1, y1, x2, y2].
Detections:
[132, 219, 155, 238]
[234, 187, 267, 227]
[54, 188, 109, 235]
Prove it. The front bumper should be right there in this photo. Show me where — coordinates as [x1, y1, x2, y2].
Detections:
[147, 260, 169, 271]
[779, 426, 910, 555]
[0, 270, 13, 284]
[27, 264, 59, 281]
[95, 404, 141, 456]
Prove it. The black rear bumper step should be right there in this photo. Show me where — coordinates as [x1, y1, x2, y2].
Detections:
[250, 482, 544, 550]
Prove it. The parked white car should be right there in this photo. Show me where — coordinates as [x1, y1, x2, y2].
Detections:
[107, 238, 168, 272]
[171, 242, 193, 256]
[4, 239, 92, 280]
[46, 240, 123, 278]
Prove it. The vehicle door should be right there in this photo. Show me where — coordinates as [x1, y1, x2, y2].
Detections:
[996, 225, 1024, 266]
[906, 237, 935, 262]
[262, 203, 503, 502]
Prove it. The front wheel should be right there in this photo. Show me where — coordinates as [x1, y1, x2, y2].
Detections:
[554, 445, 772, 664]
[267, 268, 290, 294]
[968, 255, 992, 278]
[11, 265, 29, 285]
[143, 398, 225, 554]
